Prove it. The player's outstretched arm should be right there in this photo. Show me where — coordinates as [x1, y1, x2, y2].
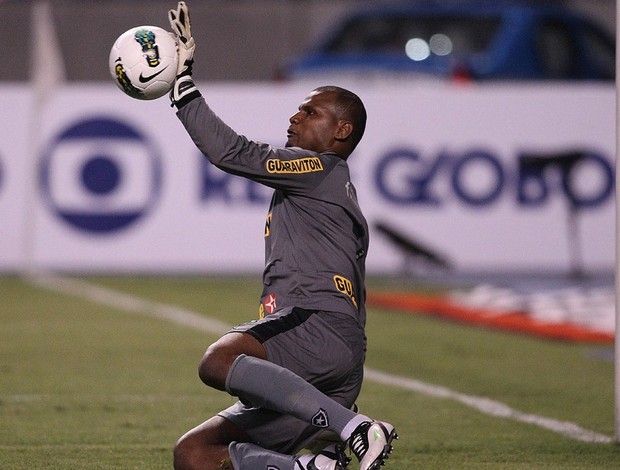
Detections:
[168, 1, 201, 108]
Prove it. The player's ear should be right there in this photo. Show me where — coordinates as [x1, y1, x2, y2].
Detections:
[335, 120, 353, 141]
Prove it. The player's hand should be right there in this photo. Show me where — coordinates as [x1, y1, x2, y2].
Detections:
[168, 1, 199, 107]
[169, 1, 194, 76]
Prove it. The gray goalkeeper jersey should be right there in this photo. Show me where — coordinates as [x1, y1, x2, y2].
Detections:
[177, 97, 369, 327]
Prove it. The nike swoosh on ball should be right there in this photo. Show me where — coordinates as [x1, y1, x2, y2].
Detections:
[138, 66, 169, 83]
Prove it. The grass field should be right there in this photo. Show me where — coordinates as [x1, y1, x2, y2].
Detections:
[1, 275, 618, 469]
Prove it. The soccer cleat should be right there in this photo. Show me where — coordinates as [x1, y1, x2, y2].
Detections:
[296, 444, 350, 470]
[347, 421, 397, 470]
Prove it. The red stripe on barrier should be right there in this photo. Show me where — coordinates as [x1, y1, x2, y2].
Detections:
[367, 291, 614, 344]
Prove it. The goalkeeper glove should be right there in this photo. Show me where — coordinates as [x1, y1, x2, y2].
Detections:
[168, 1, 201, 108]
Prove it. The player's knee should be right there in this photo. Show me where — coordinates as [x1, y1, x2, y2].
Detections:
[198, 344, 232, 391]
[173, 434, 198, 470]
[199, 333, 267, 391]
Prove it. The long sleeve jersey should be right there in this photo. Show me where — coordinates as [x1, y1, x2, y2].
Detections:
[177, 96, 369, 328]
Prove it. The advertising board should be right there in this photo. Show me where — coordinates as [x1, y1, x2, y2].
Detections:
[0, 83, 613, 273]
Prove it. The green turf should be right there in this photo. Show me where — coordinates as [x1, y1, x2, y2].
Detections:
[0, 276, 618, 468]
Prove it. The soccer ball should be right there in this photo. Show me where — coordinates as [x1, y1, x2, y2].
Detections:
[109, 26, 178, 100]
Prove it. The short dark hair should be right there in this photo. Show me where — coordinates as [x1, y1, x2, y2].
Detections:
[314, 86, 367, 152]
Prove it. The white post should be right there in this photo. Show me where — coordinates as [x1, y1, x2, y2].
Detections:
[22, 0, 66, 273]
[615, 0, 620, 444]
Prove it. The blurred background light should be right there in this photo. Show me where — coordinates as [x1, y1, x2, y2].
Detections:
[405, 37, 431, 61]
[429, 33, 453, 56]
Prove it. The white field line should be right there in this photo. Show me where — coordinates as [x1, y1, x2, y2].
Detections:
[26, 274, 613, 444]
[363, 369, 613, 444]
[26, 273, 230, 336]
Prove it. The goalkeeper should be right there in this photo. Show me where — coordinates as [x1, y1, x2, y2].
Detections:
[168, 3, 397, 470]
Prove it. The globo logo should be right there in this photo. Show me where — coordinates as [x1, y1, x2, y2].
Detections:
[375, 147, 614, 208]
[40, 117, 162, 233]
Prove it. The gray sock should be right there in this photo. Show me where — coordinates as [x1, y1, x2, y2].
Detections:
[229, 441, 297, 470]
[225, 354, 361, 436]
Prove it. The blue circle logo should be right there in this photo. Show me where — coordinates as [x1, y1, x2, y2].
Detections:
[40, 117, 162, 234]
[81, 155, 122, 195]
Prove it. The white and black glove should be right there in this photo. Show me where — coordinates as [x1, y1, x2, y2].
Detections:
[168, 1, 201, 108]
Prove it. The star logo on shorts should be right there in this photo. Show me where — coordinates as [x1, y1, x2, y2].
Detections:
[311, 408, 329, 428]
[263, 293, 277, 315]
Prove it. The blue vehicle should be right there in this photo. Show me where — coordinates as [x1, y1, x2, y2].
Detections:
[280, 1, 614, 81]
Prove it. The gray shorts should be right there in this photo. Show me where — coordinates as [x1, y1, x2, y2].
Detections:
[218, 307, 366, 454]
